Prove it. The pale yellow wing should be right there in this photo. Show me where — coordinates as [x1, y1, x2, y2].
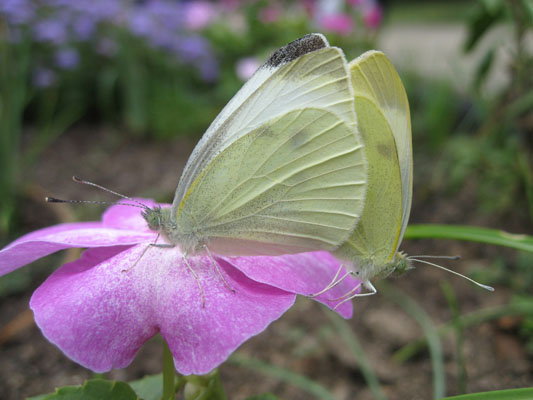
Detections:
[334, 51, 412, 276]
[176, 108, 366, 256]
[348, 51, 412, 248]
[333, 95, 403, 266]
[174, 34, 359, 211]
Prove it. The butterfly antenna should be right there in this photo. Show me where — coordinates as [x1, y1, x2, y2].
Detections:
[45, 197, 147, 209]
[409, 258, 494, 291]
[408, 255, 461, 260]
[71, 176, 149, 209]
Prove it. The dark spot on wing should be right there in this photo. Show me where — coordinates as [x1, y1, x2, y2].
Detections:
[265, 34, 329, 68]
[377, 143, 393, 159]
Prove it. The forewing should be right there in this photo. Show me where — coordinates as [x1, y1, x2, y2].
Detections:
[176, 108, 366, 256]
[348, 51, 412, 249]
[174, 34, 359, 211]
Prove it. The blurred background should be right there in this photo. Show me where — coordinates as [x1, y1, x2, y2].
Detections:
[0, 0, 532, 399]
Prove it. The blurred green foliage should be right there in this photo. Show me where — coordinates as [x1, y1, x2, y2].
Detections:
[402, 0, 533, 220]
[0, 0, 381, 236]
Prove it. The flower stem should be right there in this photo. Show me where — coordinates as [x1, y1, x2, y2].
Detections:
[184, 370, 227, 400]
[162, 339, 176, 400]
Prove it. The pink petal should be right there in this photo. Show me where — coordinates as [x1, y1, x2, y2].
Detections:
[363, 5, 382, 29]
[319, 14, 354, 36]
[221, 252, 360, 318]
[30, 245, 296, 375]
[0, 222, 155, 276]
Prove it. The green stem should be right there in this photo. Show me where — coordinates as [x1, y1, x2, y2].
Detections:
[162, 339, 176, 400]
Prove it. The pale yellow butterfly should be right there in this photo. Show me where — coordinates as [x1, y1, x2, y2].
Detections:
[143, 34, 368, 257]
[330, 51, 493, 299]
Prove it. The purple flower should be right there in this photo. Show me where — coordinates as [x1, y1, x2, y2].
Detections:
[32, 67, 56, 88]
[236, 57, 261, 81]
[0, 199, 360, 374]
[128, 11, 155, 37]
[144, 0, 185, 31]
[72, 15, 97, 41]
[33, 19, 68, 44]
[184, 1, 215, 30]
[176, 36, 211, 61]
[0, 0, 35, 25]
[55, 48, 79, 69]
[198, 59, 219, 82]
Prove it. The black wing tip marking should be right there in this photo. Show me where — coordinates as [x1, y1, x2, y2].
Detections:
[265, 33, 329, 68]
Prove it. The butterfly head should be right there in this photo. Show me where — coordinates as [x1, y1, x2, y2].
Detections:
[142, 207, 172, 234]
[387, 251, 415, 278]
[142, 206, 207, 255]
[353, 251, 414, 283]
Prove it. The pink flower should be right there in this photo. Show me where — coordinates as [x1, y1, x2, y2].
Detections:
[235, 57, 261, 81]
[259, 4, 283, 23]
[184, 1, 215, 30]
[363, 4, 382, 29]
[0, 199, 360, 375]
[318, 13, 354, 36]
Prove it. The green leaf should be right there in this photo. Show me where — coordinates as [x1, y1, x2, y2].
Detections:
[439, 387, 533, 399]
[27, 379, 139, 400]
[405, 224, 533, 253]
[522, 0, 533, 25]
[393, 298, 533, 363]
[473, 48, 495, 91]
[128, 374, 163, 400]
[245, 394, 282, 400]
[464, 0, 505, 52]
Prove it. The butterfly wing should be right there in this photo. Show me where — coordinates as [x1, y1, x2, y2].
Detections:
[174, 34, 358, 210]
[334, 51, 411, 274]
[172, 34, 367, 255]
[176, 107, 365, 256]
[348, 51, 413, 249]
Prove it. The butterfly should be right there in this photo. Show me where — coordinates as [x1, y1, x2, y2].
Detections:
[143, 33, 367, 258]
[329, 51, 493, 299]
[330, 50, 413, 295]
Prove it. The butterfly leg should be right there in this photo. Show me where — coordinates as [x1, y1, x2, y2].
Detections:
[203, 245, 236, 293]
[122, 233, 163, 273]
[331, 280, 378, 310]
[309, 264, 351, 297]
[182, 253, 206, 308]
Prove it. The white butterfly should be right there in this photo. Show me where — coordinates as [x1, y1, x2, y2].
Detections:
[143, 33, 367, 258]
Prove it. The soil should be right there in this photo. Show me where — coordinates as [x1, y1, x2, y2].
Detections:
[0, 125, 531, 400]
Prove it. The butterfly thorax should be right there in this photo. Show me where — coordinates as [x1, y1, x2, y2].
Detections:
[142, 207, 206, 255]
